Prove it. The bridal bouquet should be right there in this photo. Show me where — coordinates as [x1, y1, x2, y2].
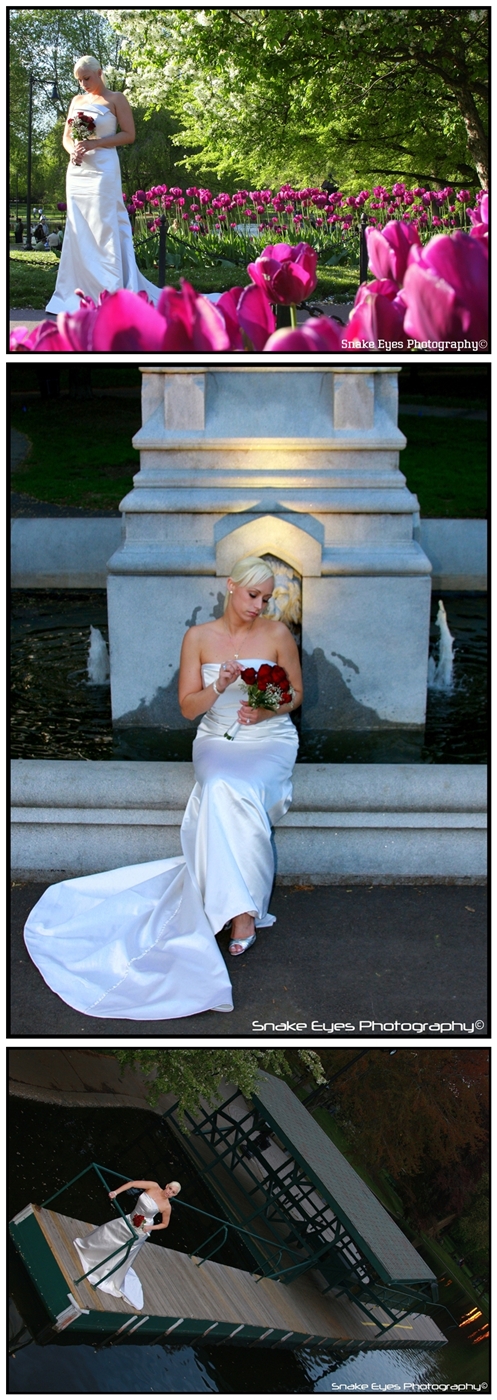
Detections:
[224, 663, 293, 740]
[68, 110, 96, 160]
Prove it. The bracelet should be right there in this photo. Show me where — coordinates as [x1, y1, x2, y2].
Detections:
[212, 681, 221, 695]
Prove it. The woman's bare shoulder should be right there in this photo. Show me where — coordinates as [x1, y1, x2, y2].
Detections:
[182, 620, 218, 648]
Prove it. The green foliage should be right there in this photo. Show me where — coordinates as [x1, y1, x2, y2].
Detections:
[9, 9, 122, 190]
[107, 7, 488, 187]
[113, 1048, 325, 1123]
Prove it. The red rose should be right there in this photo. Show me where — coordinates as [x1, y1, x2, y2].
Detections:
[257, 664, 272, 680]
[132, 1214, 145, 1226]
[257, 676, 267, 690]
[272, 666, 287, 684]
[240, 667, 256, 683]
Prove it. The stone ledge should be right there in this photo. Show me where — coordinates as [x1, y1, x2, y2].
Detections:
[11, 760, 487, 883]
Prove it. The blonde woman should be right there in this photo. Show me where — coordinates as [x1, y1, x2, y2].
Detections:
[24, 558, 303, 1021]
[74, 1179, 181, 1310]
[46, 55, 161, 314]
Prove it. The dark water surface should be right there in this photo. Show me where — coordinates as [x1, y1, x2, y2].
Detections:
[9, 1101, 488, 1393]
[11, 591, 487, 763]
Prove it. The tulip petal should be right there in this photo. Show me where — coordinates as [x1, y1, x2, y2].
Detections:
[237, 283, 276, 350]
[92, 290, 168, 351]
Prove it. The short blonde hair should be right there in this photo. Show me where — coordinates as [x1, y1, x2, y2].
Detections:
[74, 55, 102, 78]
[168, 1181, 181, 1195]
[224, 555, 274, 612]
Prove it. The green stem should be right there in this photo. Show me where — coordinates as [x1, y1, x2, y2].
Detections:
[290, 304, 297, 328]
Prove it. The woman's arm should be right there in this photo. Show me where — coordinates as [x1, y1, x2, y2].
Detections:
[275, 623, 303, 712]
[147, 1207, 172, 1233]
[108, 1178, 159, 1200]
[178, 628, 239, 720]
[62, 100, 78, 155]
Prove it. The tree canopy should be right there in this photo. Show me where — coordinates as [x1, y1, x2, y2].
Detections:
[113, 1047, 325, 1122]
[9, 9, 197, 203]
[107, 7, 488, 187]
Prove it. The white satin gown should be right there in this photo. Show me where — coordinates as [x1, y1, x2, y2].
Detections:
[23, 662, 298, 1020]
[45, 102, 161, 314]
[74, 1191, 159, 1310]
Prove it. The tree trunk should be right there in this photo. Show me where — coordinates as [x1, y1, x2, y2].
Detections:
[456, 88, 488, 187]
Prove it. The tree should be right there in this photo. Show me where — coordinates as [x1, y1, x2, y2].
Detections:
[315, 1048, 488, 1175]
[9, 9, 123, 196]
[113, 1048, 325, 1123]
[107, 8, 488, 188]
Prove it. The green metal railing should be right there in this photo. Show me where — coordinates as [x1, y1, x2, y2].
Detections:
[42, 1163, 142, 1289]
[40, 1162, 307, 1288]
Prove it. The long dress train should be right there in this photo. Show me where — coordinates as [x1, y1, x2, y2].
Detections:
[23, 661, 299, 1019]
[74, 1190, 159, 1309]
[45, 103, 162, 314]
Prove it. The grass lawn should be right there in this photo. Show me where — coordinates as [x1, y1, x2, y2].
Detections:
[11, 387, 486, 515]
[10, 250, 61, 307]
[11, 395, 141, 510]
[10, 247, 359, 308]
[399, 415, 487, 517]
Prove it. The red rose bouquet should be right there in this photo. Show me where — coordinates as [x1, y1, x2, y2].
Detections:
[224, 662, 293, 740]
[68, 110, 96, 162]
[132, 1213, 145, 1227]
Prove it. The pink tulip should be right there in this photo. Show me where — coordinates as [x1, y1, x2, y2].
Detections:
[237, 283, 276, 350]
[402, 231, 488, 343]
[354, 278, 402, 305]
[247, 242, 318, 304]
[264, 317, 345, 352]
[156, 281, 231, 351]
[345, 292, 409, 350]
[216, 288, 246, 350]
[468, 193, 488, 242]
[92, 290, 171, 351]
[366, 220, 420, 285]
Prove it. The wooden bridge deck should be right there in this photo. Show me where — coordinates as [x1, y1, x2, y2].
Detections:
[29, 1206, 445, 1350]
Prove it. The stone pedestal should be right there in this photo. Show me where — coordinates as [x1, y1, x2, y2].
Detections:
[107, 367, 431, 730]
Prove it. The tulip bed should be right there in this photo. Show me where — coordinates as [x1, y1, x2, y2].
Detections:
[128, 180, 477, 257]
[10, 175, 487, 352]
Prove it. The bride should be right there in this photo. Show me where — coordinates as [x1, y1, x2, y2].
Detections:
[73, 1178, 181, 1310]
[23, 557, 303, 1021]
[46, 55, 163, 314]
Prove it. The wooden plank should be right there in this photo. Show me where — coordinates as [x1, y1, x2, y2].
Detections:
[30, 1209, 446, 1351]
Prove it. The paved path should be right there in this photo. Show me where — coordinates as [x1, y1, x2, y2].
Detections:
[10, 302, 354, 335]
[9, 1047, 173, 1112]
[11, 881, 487, 1038]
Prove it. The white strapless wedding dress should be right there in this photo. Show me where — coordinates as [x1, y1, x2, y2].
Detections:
[46, 102, 162, 314]
[23, 662, 298, 1020]
[74, 1190, 159, 1309]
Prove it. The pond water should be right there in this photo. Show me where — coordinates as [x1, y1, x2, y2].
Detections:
[9, 1100, 488, 1394]
[11, 592, 487, 764]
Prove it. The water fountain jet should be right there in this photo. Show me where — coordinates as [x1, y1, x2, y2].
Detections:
[428, 601, 455, 691]
[87, 626, 110, 685]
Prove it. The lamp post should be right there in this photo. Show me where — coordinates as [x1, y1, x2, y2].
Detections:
[25, 74, 61, 250]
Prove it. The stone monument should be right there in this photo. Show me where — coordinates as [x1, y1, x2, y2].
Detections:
[107, 367, 432, 732]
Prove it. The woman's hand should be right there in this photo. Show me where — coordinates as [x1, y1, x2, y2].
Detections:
[72, 139, 95, 163]
[237, 702, 267, 725]
[142, 1222, 154, 1232]
[108, 1190, 117, 1199]
[217, 660, 241, 692]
